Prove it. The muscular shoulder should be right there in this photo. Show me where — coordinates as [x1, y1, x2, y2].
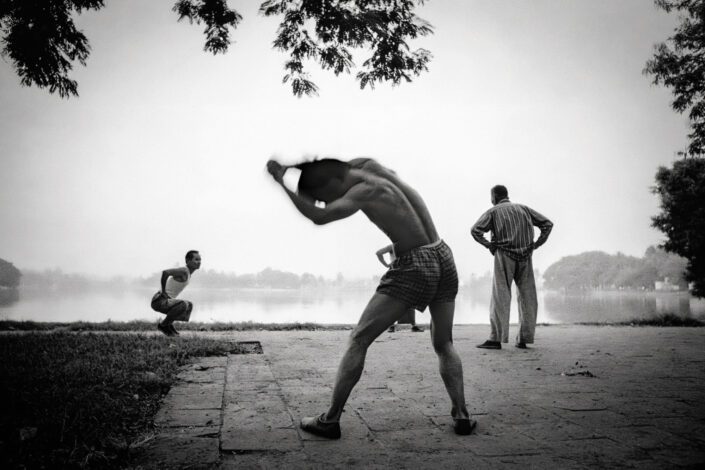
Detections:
[342, 179, 380, 202]
[348, 157, 375, 169]
[349, 158, 396, 176]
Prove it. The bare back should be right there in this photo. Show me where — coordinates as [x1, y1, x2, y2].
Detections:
[348, 158, 439, 253]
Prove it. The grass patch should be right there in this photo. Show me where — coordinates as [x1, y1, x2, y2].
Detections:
[0, 332, 245, 469]
[577, 313, 705, 327]
[620, 313, 705, 326]
[0, 320, 354, 332]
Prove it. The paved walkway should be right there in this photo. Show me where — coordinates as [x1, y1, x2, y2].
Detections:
[143, 325, 705, 469]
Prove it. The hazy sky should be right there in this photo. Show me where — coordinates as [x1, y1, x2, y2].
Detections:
[0, 0, 688, 281]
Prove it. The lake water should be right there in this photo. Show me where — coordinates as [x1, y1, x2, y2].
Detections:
[1, 288, 704, 325]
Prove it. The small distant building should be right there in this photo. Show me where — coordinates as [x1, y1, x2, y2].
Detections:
[655, 277, 680, 291]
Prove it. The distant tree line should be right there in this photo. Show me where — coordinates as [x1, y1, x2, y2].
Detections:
[142, 267, 379, 290]
[9, 246, 691, 294]
[18, 266, 379, 291]
[20, 269, 107, 291]
[464, 269, 542, 299]
[0, 258, 21, 305]
[187, 267, 326, 289]
[543, 246, 688, 291]
[465, 272, 492, 297]
[0, 258, 22, 288]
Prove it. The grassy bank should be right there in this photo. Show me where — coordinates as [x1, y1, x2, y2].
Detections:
[576, 313, 705, 327]
[0, 320, 354, 332]
[1, 315, 702, 333]
[0, 332, 249, 469]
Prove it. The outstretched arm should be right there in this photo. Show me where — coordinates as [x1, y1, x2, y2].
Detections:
[267, 159, 361, 225]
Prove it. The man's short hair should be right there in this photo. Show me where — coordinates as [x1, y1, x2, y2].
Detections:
[185, 250, 200, 262]
[491, 185, 508, 200]
[295, 158, 350, 197]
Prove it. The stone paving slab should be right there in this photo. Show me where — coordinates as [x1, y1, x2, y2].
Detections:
[221, 403, 300, 451]
[140, 325, 705, 469]
[145, 434, 220, 469]
[160, 389, 223, 411]
[141, 356, 227, 468]
[154, 408, 220, 428]
[221, 354, 301, 452]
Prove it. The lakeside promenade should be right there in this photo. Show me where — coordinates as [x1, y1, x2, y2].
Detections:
[143, 325, 705, 469]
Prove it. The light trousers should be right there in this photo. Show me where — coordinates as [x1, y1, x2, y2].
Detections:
[489, 251, 538, 344]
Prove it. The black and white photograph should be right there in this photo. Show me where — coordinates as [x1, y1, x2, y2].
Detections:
[1, 0, 704, 468]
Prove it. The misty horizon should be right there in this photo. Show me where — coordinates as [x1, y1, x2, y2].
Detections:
[0, 1, 688, 283]
[5, 243, 687, 293]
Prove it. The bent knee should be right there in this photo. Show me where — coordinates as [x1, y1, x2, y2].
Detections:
[432, 340, 455, 355]
[348, 328, 374, 350]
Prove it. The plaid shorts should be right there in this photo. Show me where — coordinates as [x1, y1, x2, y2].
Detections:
[376, 240, 458, 311]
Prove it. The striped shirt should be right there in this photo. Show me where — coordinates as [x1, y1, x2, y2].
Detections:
[471, 199, 553, 261]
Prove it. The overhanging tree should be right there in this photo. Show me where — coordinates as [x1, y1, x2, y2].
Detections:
[651, 159, 705, 296]
[0, 0, 433, 98]
[645, 0, 705, 296]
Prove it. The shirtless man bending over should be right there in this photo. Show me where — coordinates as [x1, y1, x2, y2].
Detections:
[267, 157, 475, 438]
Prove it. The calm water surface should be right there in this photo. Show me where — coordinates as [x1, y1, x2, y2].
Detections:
[1, 288, 704, 324]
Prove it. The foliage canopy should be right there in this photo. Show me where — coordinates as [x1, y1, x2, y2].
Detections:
[645, 0, 705, 297]
[652, 158, 705, 296]
[0, 0, 432, 98]
[644, 0, 705, 156]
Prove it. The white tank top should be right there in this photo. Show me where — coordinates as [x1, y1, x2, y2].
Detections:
[165, 269, 191, 298]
